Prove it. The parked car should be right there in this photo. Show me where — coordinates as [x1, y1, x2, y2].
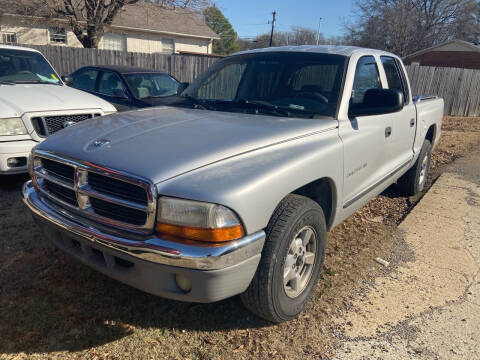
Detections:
[23, 45, 443, 322]
[65, 66, 186, 111]
[0, 45, 116, 175]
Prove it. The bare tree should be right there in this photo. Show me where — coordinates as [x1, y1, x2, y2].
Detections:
[345, 0, 480, 57]
[238, 26, 346, 51]
[47, 0, 141, 48]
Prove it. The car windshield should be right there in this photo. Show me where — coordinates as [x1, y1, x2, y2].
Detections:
[0, 48, 61, 85]
[183, 52, 347, 118]
[124, 73, 180, 99]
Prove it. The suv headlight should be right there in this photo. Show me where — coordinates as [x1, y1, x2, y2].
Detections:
[0, 118, 27, 136]
[156, 197, 244, 243]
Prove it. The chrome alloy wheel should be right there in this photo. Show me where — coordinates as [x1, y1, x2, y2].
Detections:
[418, 153, 429, 191]
[283, 226, 317, 298]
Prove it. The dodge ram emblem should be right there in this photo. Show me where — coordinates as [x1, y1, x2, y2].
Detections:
[92, 139, 111, 148]
[63, 120, 77, 128]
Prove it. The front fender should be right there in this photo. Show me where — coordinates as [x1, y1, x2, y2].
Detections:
[156, 129, 343, 234]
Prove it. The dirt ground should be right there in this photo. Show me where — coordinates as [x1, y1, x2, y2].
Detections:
[1, 117, 480, 360]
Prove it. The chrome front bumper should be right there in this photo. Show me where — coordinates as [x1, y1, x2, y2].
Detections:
[23, 180, 265, 271]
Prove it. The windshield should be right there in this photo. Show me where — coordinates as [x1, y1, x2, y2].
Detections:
[124, 73, 180, 99]
[183, 52, 347, 118]
[0, 48, 61, 85]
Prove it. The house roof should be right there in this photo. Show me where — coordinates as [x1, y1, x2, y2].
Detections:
[0, 1, 219, 40]
[405, 39, 480, 59]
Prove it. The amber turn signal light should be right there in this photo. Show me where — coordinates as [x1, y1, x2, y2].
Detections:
[156, 222, 244, 243]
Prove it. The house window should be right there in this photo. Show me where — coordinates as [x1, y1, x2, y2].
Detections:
[49, 27, 67, 44]
[1, 33, 17, 45]
[162, 38, 174, 54]
[101, 33, 126, 51]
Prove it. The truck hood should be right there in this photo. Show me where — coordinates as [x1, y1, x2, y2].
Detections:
[36, 107, 338, 184]
[0, 84, 116, 117]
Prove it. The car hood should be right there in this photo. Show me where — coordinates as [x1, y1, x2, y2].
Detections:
[0, 84, 116, 117]
[36, 106, 338, 184]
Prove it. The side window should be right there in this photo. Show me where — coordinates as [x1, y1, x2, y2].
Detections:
[98, 71, 126, 97]
[381, 56, 407, 102]
[395, 58, 410, 103]
[72, 69, 99, 92]
[351, 56, 382, 104]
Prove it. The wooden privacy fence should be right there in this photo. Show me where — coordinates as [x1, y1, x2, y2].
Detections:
[23, 44, 222, 83]
[405, 65, 480, 117]
[10, 44, 480, 116]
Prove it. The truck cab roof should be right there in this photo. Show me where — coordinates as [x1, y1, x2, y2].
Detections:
[233, 45, 399, 59]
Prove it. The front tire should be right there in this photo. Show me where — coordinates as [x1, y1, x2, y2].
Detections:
[240, 194, 327, 323]
[397, 139, 432, 196]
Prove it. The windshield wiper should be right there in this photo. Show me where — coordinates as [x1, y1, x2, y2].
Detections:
[181, 94, 210, 110]
[13, 80, 61, 85]
[235, 99, 322, 118]
[0, 81, 15, 85]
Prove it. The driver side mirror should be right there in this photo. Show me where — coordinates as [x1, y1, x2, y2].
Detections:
[349, 89, 404, 118]
[61, 75, 73, 87]
[177, 82, 189, 95]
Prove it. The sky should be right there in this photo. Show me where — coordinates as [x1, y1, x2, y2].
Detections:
[214, 0, 356, 39]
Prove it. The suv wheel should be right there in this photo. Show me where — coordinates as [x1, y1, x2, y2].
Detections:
[240, 194, 326, 323]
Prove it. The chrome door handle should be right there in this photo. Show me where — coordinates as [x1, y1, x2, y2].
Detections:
[385, 126, 392, 138]
[410, 118, 415, 127]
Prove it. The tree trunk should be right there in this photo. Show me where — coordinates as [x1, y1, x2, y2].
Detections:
[79, 26, 105, 48]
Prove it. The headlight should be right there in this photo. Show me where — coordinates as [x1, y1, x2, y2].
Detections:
[156, 197, 244, 243]
[103, 110, 117, 115]
[0, 118, 27, 136]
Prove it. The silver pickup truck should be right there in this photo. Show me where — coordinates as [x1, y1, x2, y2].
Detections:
[23, 46, 443, 323]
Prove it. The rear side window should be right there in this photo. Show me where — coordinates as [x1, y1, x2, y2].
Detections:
[381, 56, 408, 103]
[72, 69, 99, 91]
[351, 56, 382, 104]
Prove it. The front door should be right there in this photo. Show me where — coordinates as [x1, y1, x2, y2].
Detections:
[97, 71, 132, 111]
[339, 55, 393, 209]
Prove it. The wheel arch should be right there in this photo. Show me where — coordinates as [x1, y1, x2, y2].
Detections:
[291, 177, 337, 230]
[426, 124, 436, 143]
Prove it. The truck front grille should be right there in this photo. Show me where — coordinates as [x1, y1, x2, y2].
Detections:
[44, 180, 78, 207]
[33, 152, 156, 234]
[41, 158, 75, 183]
[31, 113, 101, 137]
[89, 198, 147, 225]
[88, 173, 148, 206]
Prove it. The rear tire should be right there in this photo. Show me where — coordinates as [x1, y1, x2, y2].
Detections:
[397, 139, 432, 196]
[240, 194, 327, 323]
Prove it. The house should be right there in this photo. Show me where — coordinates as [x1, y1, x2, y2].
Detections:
[0, 1, 219, 55]
[404, 39, 480, 69]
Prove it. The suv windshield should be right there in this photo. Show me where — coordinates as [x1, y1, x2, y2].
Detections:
[124, 73, 180, 99]
[0, 48, 61, 85]
[183, 52, 347, 118]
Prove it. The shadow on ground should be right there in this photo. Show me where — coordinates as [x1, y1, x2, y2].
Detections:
[0, 175, 270, 355]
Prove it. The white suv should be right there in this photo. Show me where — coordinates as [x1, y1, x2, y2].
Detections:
[0, 45, 116, 174]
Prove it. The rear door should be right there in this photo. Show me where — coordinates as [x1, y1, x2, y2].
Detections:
[380, 56, 416, 168]
[339, 55, 394, 208]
